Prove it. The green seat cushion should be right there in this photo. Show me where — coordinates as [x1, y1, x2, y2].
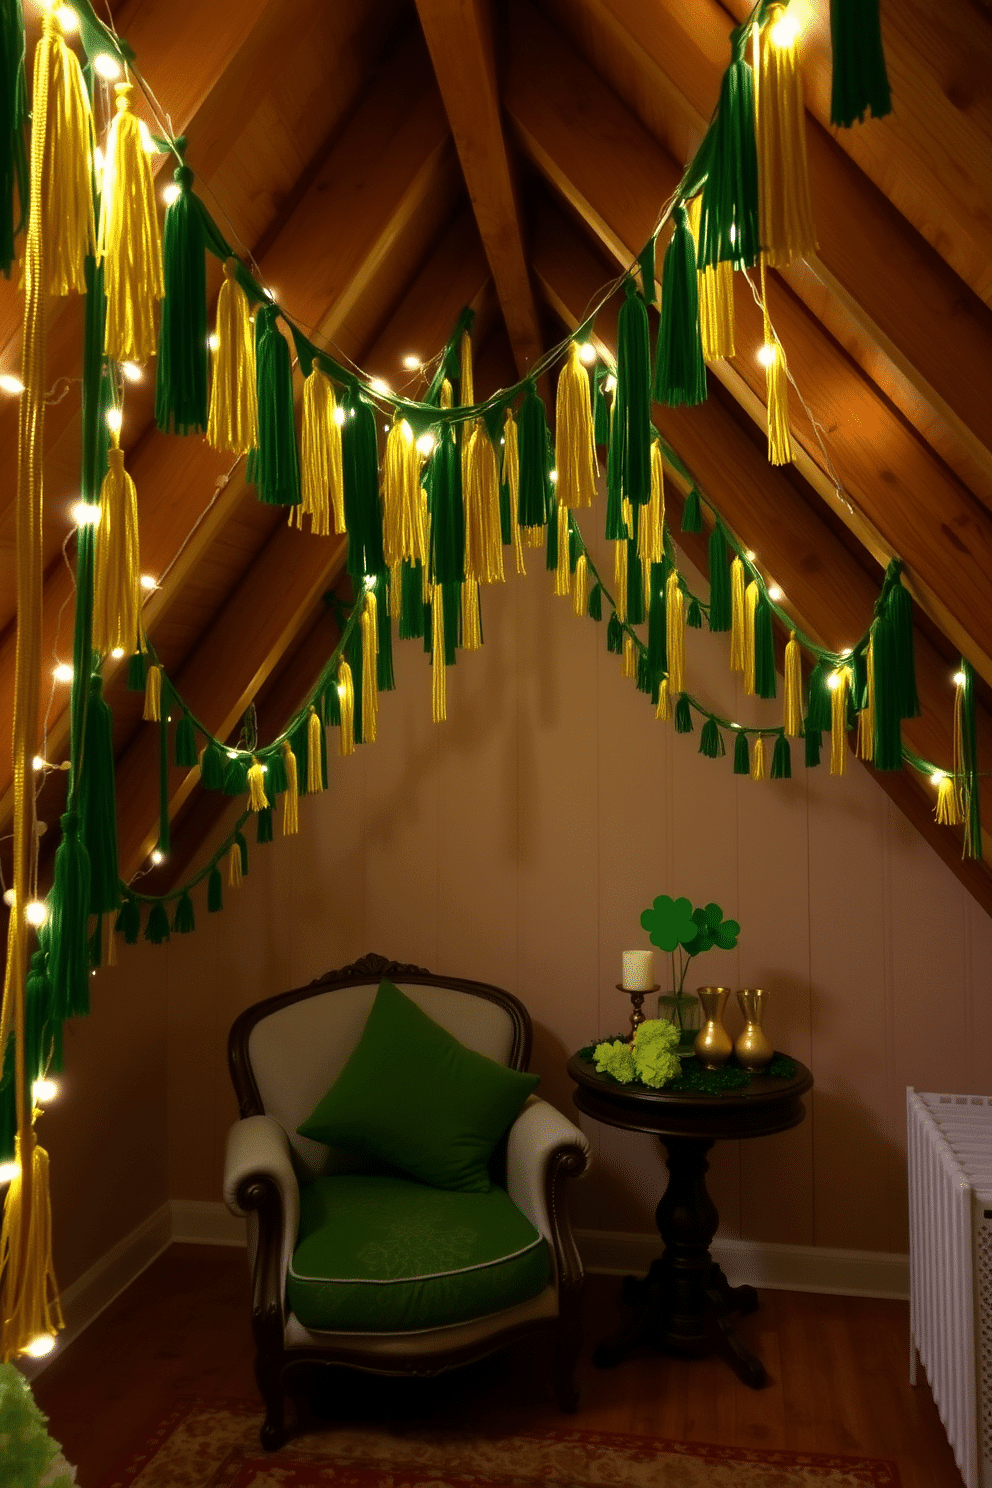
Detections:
[296, 979, 539, 1193]
[287, 1174, 550, 1333]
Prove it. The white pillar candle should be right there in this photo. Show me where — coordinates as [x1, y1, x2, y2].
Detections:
[622, 950, 655, 991]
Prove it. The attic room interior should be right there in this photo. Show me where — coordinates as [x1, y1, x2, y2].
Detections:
[0, 0, 990, 1484]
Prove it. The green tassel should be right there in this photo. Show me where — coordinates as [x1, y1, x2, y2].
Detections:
[616, 278, 652, 505]
[804, 720, 823, 768]
[200, 740, 225, 790]
[708, 528, 731, 632]
[342, 386, 385, 579]
[687, 597, 703, 629]
[290, 719, 309, 790]
[517, 383, 549, 528]
[647, 562, 667, 678]
[869, 614, 901, 770]
[638, 237, 656, 306]
[25, 949, 54, 1090]
[79, 673, 120, 916]
[592, 364, 610, 447]
[441, 580, 459, 665]
[175, 712, 197, 767]
[771, 732, 792, 779]
[207, 866, 223, 913]
[0, 0, 27, 279]
[805, 660, 832, 733]
[699, 717, 725, 758]
[627, 541, 645, 626]
[154, 155, 208, 435]
[568, 524, 581, 575]
[116, 894, 140, 944]
[323, 677, 341, 727]
[264, 747, 287, 796]
[883, 568, 919, 720]
[830, 0, 891, 128]
[399, 560, 425, 640]
[256, 806, 273, 845]
[252, 303, 301, 506]
[754, 593, 777, 699]
[653, 206, 707, 408]
[588, 583, 603, 622]
[127, 650, 146, 691]
[48, 810, 91, 1020]
[234, 828, 249, 878]
[377, 588, 395, 691]
[733, 729, 750, 775]
[605, 412, 626, 541]
[607, 613, 624, 654]
[674, 693, 693, 733]
[960, 660, 983, 861]
[156, 710, 171, 858]
[428, 431, 465, 585]
[697, 32, 759, 270]
[144, 902, 171, 945]
[545, 496, 560, 573]
[172, 891, 195, 935]
[636, 650, 653, 695]
[223, 753, 249, 795]
[681, 487, 703, 533]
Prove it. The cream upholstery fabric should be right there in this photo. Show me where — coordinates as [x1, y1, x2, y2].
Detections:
[507, 1096, 590, 1276]
[224, 1114, 299, 1310]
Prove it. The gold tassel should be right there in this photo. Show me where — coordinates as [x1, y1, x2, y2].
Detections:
[554, 502, 570, 598]
[729, 557, 746, 673]
[756, 5, 817, 269]
[858, 637, 875, 762]
[830, 668, 851, 776]
[622, 632, 637, 681]
[760, 259, 792, 466]
[783, 630, 803, 736]
[573, 552, 589, 617]
[459, 330, 474, 407]
[40, 11, 95, 296]
[337, 662, 355, 757]
[247, 757, 269, 812]
[431, 589, 446, 723]
[666, 569, 685, 695]
[688, 196, 735, 361]
[555, 340, 598, 509]
[383, 416, 426, 570]
[92, 438, 141, 657]
[744, 580, 759, 696]
[101, 912, 116, 968]
[934, 773, 963, 827]
[307, 704, 325, 788]
[143, 664, 161, 723]
[207, 260, 258, 455]
[502, 411, 527, 574]
[97, 82, 164, 365]
[360, 591, 378, 742]
[463, 421, 504, 585]
[300, 368, 342, 537]
[228, 841, 243, 889]
[0, 1134, 63, 1358]
[638, 441, 665, 582]
[461, 576, 482, 651]
[281, 739, 299, 835]
[751, 735, 768, 781]
[613, 539, 628, 623]
[655, 677, 672, 721]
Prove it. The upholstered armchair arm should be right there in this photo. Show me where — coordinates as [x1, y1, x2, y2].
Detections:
[506, 1096, 589, 1294]
[224, 1116, 300, 1334]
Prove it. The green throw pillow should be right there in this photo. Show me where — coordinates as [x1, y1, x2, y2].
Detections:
[297, 979, 539, 1193]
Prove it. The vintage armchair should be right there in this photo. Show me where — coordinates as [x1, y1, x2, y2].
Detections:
[223, 953, 590, 1449]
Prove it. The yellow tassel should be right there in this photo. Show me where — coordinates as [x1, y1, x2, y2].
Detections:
[783, 630, 803, 736]
[97, 82, 164, 364]
[300, 368, 343, 538]
[0, 1134, 63, 1359]
[744, 580, 759, 696]
[247, 757, 269, 812]
[858, 637, 875, 762]
[655, 677, 671, 722]
[463, 421, 504, 584]
[934, 774, 963, 827]
[756, 6, 817, 269]
[143, 664, 161, 723]
[502, 410, 526, 576]
[830, 668, 851, 776]
[39, 12, 95, 296]
[307, 704, 325, 788]
[555, 340, 598, 509]
[431, 589, 446, 723]
[207, 260, 258, 455]
[572, 552, 589, 617]
[361, 591, 378, 742]
[523, 524, 544, 548]
[760, 259, 792, 466]
[439, 377, 453, 410]
[666, 569, 685, 695]
[688, 196, 735, 361]
[459, 331, 474, 407]
[622, 632, 637, 681]
[751, 735, 768, 781]
[729, 557, 746, 673]
[92, 440, 141, 657]
[461, 576, 482, 651]
[228, 841, 243, 889]
[383, 416, 426, 569]
[281, 739, 299, 835]
[613, 540, 628, 623]
[554, 502, 570, 598]
[337, 662, 355, 757]
[638, 440, 665, 581]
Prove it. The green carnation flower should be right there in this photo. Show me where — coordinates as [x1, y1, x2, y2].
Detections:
[632, 1018, 681, 1089]
[593, 1038, 637, 1084]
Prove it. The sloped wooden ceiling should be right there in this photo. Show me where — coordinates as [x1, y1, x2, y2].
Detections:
[2, 0, 991, 911]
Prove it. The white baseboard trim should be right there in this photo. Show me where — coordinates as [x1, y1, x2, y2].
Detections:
[170, 1198, 247, 1247]
[576, 1227, 909, 1300]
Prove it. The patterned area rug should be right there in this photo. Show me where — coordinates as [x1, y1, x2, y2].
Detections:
[100, 1398, 902, 1488]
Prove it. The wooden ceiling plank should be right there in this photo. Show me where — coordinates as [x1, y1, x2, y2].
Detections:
[504, 3, 992, 684]
[414, 0, 544, 380]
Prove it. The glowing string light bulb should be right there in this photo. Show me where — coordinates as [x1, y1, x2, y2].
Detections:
[92, 52, 122, 81]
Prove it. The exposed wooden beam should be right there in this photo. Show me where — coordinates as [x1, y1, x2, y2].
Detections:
[414, 0, 544, 380]
[504, 2, 992, 688]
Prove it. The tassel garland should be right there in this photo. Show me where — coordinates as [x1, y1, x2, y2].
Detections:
[92, 438, 141, 659]
[246, 757, 269, 812]
[771, 731, 792, 779]
[688, 195, 735, 360]
[655, 677, 672, 721]
[751, 734, 768, 780]
[299, 368, 344, 536]
[79, 675, 120, 916]
[729, 556, 746, 672]
[336, 661, 355, 757]
[696, 33, 760, 270]
[572, 552, 589, 617]
[743, 579, 759, 695]
[252, 304, 301, 507]
[0, 1135, 63, 1357]
[783, 631, 803, 735]
[155, 155, 208, 435]
[463, 420, 504, 583]
[97, 83, 164, 364]
[555, 341, 598, 508]
[733, 728, 750, 775]
[39, 9, 94, 296]
[830, 668, 851, 776]
[829, 0, 891, 129]
[708, 527, 731, 632]
[756, 7, 817, 267]
[653, 206, 707, 407]
[760, 260, 792, 465]
[207, 260, 258, 455]
[616, 278, 652, 504]
[360, 591, 378, 743]
[281, 738, 299, 835]
[666, 569, 685, 695]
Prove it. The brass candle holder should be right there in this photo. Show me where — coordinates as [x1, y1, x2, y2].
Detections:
[617, 983, 660, 1035]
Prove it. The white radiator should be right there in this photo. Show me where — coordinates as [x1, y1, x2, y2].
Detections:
[908, 1088, 992, 1488]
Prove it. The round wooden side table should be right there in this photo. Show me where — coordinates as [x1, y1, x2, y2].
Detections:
[566, 1052, 813, 1388]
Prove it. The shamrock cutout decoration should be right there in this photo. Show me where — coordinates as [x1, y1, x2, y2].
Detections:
[684, 902, 740, 957]
[640, 894, 699, 952]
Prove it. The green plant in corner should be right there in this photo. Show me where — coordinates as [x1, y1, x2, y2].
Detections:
[640, 894, 740, 1044]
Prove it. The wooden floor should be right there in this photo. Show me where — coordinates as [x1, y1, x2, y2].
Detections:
[31, 1244, 963, 1488]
